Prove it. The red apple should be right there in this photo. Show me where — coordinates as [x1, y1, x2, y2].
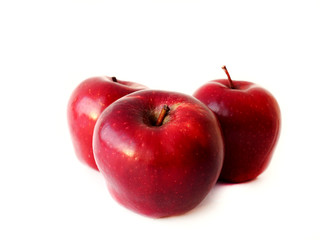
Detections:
[67, 76, 147, 171]
[193, 66, 281, 183]
[93, 90, 224, 217]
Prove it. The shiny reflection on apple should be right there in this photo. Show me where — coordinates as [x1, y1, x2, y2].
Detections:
[99, 124, 136, 158]
[76, 96, 102, 121]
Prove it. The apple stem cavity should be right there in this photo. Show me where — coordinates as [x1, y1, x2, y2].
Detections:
[222, 65, 235, 89]
[111, 76, 118, 82]
[156, 105, 170, 126]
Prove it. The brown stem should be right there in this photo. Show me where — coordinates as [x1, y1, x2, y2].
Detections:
[156, 105, 170, 126]
[111, 76, 117, 82]
[221, 65, 235, 89]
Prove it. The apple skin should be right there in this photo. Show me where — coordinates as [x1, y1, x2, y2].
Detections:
[67, 76, 147, 171]
[193, 79, 281, 183]
[93, 90, 224, 218]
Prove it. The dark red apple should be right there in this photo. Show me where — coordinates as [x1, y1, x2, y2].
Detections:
[93, 90, 224, 217]
[67, 76, 147, 171]
[193, 66, 281, 183]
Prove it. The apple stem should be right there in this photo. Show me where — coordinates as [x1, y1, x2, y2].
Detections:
[222, 65, 235, 89]
[111, 76, 117, 82]
[155, 105, 170, 126]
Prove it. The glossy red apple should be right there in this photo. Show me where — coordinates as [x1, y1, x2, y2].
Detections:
[193, 66, 281, 183]
[93, 90, 224, 217]
[67, 76, 147, 171]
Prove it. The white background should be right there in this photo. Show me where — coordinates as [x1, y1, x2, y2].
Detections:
[1, 0, 319, 239]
